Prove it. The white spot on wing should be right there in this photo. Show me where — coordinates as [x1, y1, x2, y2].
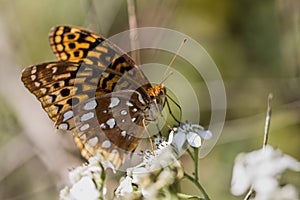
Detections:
[111, 149, 119, 154]
[40, 88, 47, 94]
[31, 74, 36, 81]
[100, 123, 106, 129]
[106, 118, 116, 128]
[80, 134, 86, 140]
[132, 108, 137, 112]
[34, 82, 41, 87]
[58, 123, 68, 130]
[52, 66, 58, 73]
[128, 135, 133, 140]
[108, 149, 119, 160]
[87, 137, 98, 146]
[46, 96, 53, 103]
[121, 130, 126, 137]
[79, 124, 90, 131]
[102, 140, 111, 148]
[126, 101, 134, 107]
[63, 110, 74, 121]
[120, 110, 128, 116]
[80, 112, 94, 122]
[31, 66, 37, 74]
[131, 117, 136, 122]
[83, 100, 97, 110]
[102, 72, 109, 78]
[109, 97, 120, 108]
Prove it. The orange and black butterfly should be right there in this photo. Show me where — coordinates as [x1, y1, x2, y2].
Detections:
[21, 26, 167, 169]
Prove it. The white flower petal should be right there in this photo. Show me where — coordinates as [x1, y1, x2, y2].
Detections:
[198, 130, 212, 140]
[253, 177, 278, 195]
[70, 177, 99, 200]
[172, 132, 186, 151]
[88, 156, 101, 165]
[167, 131, 174, 144]
[191, 124, 204, 130]
[115, 176, 133, 196]
[69, 167, 84, 184]
[278, 154, 300, 172]
[101, 161, 116, 173]
[275, 184, 299, 200]
[187, 132, 201, 148]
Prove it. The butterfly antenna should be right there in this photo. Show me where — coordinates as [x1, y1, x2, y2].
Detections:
[162, 38, 187, 76]
[159, 70, 174, 85]
[165, 95, 181, 125]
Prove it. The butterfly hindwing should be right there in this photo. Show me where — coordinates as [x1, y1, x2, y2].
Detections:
[58, 91, 147, 168]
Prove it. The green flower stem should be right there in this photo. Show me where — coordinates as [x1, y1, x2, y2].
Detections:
[187, 148, 194, 161]
[184, 147, 210, 200]
[99, 164, 106, 200]
[184, 172, 210, 200]
[194, 147, 199, 180]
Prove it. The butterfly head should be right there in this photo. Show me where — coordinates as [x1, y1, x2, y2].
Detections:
[146, 84, 166, 121]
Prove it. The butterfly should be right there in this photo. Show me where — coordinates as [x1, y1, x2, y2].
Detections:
[21, 25, 167, 169]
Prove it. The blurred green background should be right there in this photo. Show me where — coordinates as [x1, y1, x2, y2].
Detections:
[0, 0, 299, 199]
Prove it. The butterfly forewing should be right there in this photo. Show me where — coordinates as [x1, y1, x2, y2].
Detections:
[22, 61, 82, 121]
[50, 25, 151, 90]
[49, 25, 104, 62]
[21, 25, 165, 169]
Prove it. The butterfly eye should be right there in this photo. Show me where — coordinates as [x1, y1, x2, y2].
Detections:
[156, 98, 160, 104]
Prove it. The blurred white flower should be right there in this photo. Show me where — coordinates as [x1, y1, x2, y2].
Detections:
[115, 136, 183, 200]
[152, 135, 180, 169]
[171, 122, 212, 154]
[255, 184, 299, 200]
[59, 156, 106, 200]
[60, 186, 74, 200]
[231, 145, 300, 200]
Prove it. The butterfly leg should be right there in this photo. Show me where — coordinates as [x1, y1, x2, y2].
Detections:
[155, 123, 163, 137]
[165, 94, 181, 125]
[142, 118, 155, 153]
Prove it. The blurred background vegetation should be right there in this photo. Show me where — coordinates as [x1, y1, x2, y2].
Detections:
[0, 0, 299, 199]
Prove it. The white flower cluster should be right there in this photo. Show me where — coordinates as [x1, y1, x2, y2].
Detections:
[115, 135, 184, 200]
[60, 156, 105, 200]
[171, 122, 212, 155]
[59, 122, 210, 200]
[231, 145, 300, 200]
